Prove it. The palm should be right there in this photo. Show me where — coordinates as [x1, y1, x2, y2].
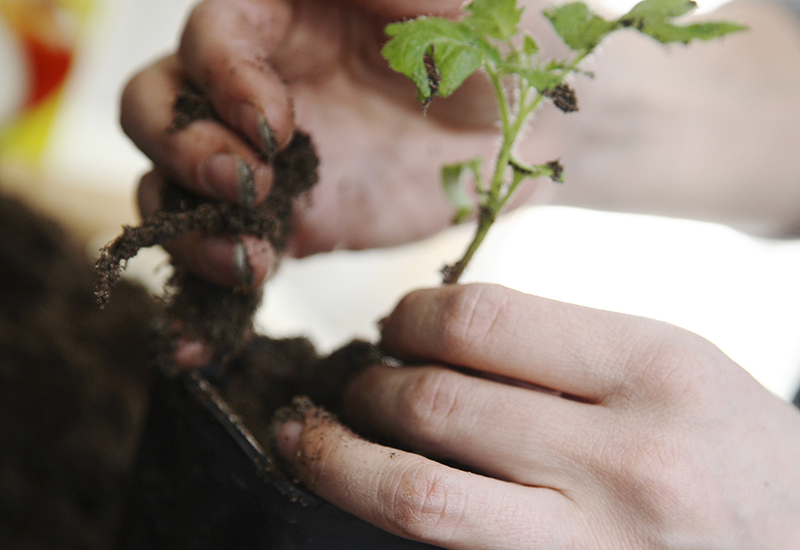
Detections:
[121, 0, 558, 289]
[259, 0, 502, 254]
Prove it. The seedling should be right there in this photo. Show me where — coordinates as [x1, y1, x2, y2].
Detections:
[382, 0, 745, 284]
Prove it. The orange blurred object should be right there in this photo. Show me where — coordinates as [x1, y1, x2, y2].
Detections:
[0, 0, 90, 166]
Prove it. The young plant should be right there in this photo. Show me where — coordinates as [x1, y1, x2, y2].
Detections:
[382, 0, 745, 284]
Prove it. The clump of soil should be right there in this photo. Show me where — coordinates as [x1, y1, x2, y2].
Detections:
[1, 188, 383, 549]
[94, 79, 384, 461]
[95, 83, 319, 367]
[0, 192, 157, 550]
[7, 80, 383, 544]
[221, 337, 382, 453]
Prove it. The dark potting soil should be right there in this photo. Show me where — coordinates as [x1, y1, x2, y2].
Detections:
[1, 188, 382, 549]
[2, 85, 381, 548]
[95, 82, 319, 367]
[220, 337, 382, 461]
[0, 192, 157, 550]
[91, 79, 375, 465]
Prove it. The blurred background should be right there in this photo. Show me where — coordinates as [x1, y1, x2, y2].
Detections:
[2, 0, 800, 401]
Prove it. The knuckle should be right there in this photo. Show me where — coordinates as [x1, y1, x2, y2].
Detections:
[609, 323, 722, 404]
[399, 369, 462, 447]
[436, 284, 508, 358]
[386, 463, 466, 541]
[592, 428, 736, 542]
[598, 433, 691, 527]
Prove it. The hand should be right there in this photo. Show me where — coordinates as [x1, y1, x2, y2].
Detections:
[275, 283, 800, 549]
[121, 0, 565, 288]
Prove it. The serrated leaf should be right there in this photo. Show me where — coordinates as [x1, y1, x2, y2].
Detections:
[383, 18, 499, 102]
[433, 42, 484, 97]
[636, 20, 747, 43]
[507, 66, 563, 92]
[619, 0, 747, 43]
[544, 2, 617, 52]
[442, 159, 482, 223]
[522, 34, 539, 54]
[463, 0, 523, 41]
[622, 0, 697, 22]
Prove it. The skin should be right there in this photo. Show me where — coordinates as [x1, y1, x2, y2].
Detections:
[120, 0, 800, 545]
[277, 283, 800, 549]
[121, 0, 800, 293]
[121, 0, 569, 289]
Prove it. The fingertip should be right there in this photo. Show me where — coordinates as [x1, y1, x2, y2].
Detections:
[275, 419, 303, 462]
[178, 0, 295, 158]
[231, 98, 294, 159]
[172, 336, 215, 370]
[189, 235, 277, 289]
[198, 153, 273, 207]
[240, 235, 278, 287]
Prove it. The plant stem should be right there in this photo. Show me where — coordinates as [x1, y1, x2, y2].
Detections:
[442, 206, 496, 284]
[442, 80, 543, 285]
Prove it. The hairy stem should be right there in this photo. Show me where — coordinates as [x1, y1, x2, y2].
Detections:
[442, 77, 542, 284]
[442, 207, 496, 284]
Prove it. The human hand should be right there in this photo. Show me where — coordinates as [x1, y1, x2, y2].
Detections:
[121, 0, 566, 288]
[275, 283, 800, 549]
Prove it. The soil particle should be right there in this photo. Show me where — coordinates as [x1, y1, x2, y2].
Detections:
[545, 83, 578, 113]
[168, 83, 216, 132]
[546, 159, 564, 182]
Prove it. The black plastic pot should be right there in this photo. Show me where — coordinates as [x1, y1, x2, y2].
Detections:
[115, 368, 442, 550]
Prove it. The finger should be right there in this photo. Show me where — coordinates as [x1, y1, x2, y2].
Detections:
[172, 336, 215, 370]
[178, 0, 295, 156]
[274, 402, 581, 549]
[379, 283, 705, 403]
[122, 55, 274, 207]
[137, 170, 277, 288]
[342, 364, 599, 488]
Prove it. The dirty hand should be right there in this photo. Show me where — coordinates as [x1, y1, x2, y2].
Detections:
[275, 283, 800, 549]
[121, 0, 562, 288]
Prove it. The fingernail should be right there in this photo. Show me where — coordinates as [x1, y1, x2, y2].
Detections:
[232, 241, 253, 288]
[234, 102, 276, 162]
[236, 158, 256, 208]
[275, 420, 303, 460]
[201, 153, 255, 207]
[381, 356, 405, 368]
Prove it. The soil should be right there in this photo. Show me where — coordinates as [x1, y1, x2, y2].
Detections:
[2, 85, 380, 548]
[95, 83, 319, 368]
[1, 187, 382, 549]
[221, 337, 382, 454]
[0, 192, 157, 550]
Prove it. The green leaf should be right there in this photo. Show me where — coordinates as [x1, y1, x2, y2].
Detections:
[622, 0, 697, 22]
[619, 0, 747, 43]
[507, 66, 563, 92]
[638, 20, 747, 43]
[432, 42, 484, 97]
[522, 34, 539, 55]
[442, 159, 483, 223]
[463, 0, 523, 41]
[382, 18, 499, 102]
[544, 2, 617, 52]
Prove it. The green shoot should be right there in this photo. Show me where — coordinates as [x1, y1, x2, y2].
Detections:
[382, 0, 745, 284]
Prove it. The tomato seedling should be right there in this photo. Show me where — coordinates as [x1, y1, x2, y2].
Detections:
[382, 0, 745, 283]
